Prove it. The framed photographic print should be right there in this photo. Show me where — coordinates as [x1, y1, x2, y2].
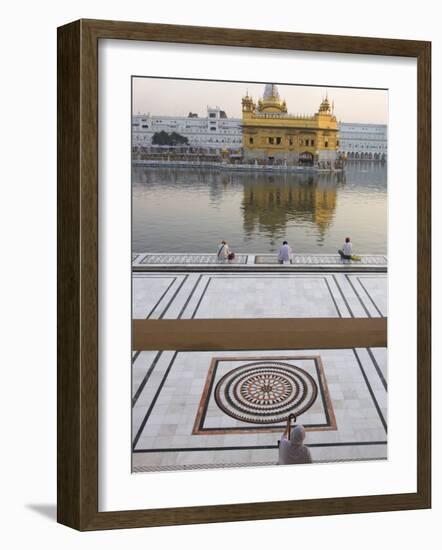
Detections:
[57, 19, 431, 530]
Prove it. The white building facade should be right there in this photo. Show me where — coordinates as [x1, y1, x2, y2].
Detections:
[338, 123, 387, 161]
[132, 110, 388, 162]
[132, 106, 242, 152]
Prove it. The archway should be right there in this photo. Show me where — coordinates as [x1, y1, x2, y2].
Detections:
[299, 151, 314, 166]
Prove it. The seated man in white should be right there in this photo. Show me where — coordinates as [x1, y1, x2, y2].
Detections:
[338, 237, 352, 260]
[277, 241, 293, 264]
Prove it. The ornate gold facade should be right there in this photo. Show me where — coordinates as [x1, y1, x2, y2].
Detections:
[242, 84, 339, 166]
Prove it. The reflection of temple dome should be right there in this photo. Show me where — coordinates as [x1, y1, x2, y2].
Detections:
[312, 188, 337, 233]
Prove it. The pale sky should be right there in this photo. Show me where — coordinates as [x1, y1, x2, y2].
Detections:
[132, 77, 388, 124]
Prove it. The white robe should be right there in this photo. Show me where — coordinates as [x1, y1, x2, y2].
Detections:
[217, 243, 229, 259]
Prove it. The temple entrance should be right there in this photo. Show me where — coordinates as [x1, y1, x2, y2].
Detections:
[299, 151, 314, 166]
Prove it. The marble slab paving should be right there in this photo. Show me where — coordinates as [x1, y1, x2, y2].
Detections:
[132, 348, 387, 472]
[131, 270, 388, 471]
[133, 253, 387, 267]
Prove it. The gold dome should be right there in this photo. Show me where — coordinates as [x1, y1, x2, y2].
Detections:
[257, 84, 287, 113]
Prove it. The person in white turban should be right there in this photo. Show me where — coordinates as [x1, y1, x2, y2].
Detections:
[278, 423, 312, 465]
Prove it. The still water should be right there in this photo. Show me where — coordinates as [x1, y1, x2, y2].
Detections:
[132, 162, 387, 254]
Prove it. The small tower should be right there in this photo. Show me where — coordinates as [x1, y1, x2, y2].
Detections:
[318, 93, 331, 114]
[242, 92, 255, 113]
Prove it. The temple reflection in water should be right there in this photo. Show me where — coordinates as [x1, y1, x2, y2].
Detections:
[132, 163, 386, 254]
[241, 172, 345, 245]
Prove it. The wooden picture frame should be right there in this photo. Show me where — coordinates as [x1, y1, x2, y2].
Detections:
[57, 19, 431, 530]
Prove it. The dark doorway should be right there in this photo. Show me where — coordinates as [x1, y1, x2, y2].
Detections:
[299, 151, 314, 166]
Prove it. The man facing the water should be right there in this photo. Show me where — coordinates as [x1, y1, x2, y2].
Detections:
[338, 237, 353, 260]
[278, 241, 293, 264]
[217, 240, 230, 262]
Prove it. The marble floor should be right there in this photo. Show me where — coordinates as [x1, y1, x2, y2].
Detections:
[133, 253, 387, 267]
[132, 272, 387, 319]
[132, 271, 388, 472]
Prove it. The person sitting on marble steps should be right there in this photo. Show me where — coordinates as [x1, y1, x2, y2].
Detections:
[338, 237, 353, 260]
[278, 422, 312, 465]
[216, 240, 230, 262]
[277, 241, 293, 264]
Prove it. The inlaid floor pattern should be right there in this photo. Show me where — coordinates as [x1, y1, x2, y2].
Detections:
[132, 271, 387, 471]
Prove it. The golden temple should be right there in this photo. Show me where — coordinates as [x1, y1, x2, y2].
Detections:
[241, 84, 340, 166]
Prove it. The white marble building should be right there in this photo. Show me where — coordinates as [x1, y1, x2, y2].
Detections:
[338, 123, 388, 161]
[132, 110, 388, 162]
[132, 106, 242, 152]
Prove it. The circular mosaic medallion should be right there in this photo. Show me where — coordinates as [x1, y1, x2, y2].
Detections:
[214, 362, 318, 424]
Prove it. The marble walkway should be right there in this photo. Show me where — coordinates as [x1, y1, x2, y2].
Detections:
[133, 252, 387, 269]
[132, 270, 388, 472]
